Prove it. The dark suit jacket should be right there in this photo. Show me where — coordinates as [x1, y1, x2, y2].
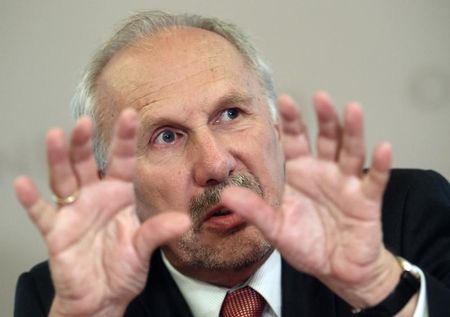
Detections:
[15, 169, 450, 316]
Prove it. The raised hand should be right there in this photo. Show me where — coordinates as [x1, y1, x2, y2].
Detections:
[15, 109, 190, 317]
[222, 93, 403, 309]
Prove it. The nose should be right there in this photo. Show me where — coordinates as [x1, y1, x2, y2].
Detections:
[191, 131, 237, 187]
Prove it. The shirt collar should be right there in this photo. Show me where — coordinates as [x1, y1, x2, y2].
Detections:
[162, 250, 282, 317]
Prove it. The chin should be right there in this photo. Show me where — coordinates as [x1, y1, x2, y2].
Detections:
[173, 225, 273, 272]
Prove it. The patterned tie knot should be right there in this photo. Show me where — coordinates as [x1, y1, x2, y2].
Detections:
[220, 286, 266, 317]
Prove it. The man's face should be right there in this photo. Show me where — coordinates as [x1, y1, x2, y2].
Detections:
[96, 27, 285, 279]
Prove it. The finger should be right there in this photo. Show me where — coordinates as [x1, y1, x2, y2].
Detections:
[338, 103, 366, 175]
[47, 129, 79, 203]
[278, 94, 311, 159]
[70, 117, 99, 186]
[314, 91, 342, 160]
[14, 176, 56, 236]
[362, 143, 392, 200]
[106, 109, 138, 181]
[221, 187, 281, 243]
[134, 212, 191, 263]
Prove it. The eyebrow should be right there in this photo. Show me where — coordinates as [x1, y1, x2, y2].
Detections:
[213, 91, 253, 107]
[140, 89, 253, 114]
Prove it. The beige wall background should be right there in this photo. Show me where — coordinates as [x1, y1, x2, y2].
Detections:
[1, 0, 449, 315]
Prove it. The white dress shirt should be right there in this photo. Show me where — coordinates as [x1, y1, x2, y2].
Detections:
[162, 250, 427, 317]
[162, 250, 281, 317]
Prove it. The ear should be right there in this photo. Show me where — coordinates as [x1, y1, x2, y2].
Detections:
[269, 98, 282, 141]
[273, 117, 282, 141]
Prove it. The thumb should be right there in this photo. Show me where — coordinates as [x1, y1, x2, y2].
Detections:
[221, 187, 280, 243]
[134, 212, 191, 262]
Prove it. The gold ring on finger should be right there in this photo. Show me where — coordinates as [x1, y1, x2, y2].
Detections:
[52, 189, 79, 206]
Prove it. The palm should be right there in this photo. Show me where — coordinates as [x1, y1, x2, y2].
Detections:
[277, 158, 383, 282]
[221, 93, 393, 304]
[47, 180, 145, 314]
[15, 110, 190, 317]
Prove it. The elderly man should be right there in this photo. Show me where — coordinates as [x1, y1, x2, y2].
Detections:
[14, 11, 450, 317]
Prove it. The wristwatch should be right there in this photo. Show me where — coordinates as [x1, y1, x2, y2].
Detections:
[352, 256, 421, 316]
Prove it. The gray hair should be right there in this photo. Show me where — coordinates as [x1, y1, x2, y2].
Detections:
[70, 10, 277, 171]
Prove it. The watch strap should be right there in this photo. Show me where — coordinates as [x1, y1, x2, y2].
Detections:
[352, 257, 421, 316]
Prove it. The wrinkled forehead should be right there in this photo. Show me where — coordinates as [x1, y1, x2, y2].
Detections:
[93, 27, 262, 136]
[96, 27, 253, 107]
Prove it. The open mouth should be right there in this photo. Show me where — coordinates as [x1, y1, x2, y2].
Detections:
[203, 206, 233, 222]
[211, 208, 232, 217]
[200, 206, 246, 231]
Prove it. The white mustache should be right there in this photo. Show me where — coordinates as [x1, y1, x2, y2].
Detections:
[189, 173, 263, 231]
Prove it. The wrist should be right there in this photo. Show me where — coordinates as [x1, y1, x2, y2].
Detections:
[350, 251, 404, 308]
[49, 296, 128, 317]
[352, 256, 421, 317]
[321, 250, 403, 309]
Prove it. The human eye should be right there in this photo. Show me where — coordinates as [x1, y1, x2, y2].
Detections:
[153, 129, 178, 145]
[218, 107, 241, 122]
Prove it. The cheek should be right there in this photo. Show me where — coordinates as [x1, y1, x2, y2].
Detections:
[261, 132, 285, 196]
[239, 124, 285, 197]
[134, 160, 191, 219]
[254, 123, 284, 170]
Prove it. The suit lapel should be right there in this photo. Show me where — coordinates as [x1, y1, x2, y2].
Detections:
[281, 260, 341, 317]
[125, 250, 194, 317]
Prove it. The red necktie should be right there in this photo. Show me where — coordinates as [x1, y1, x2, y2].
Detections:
[220, 286, 266, 317]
